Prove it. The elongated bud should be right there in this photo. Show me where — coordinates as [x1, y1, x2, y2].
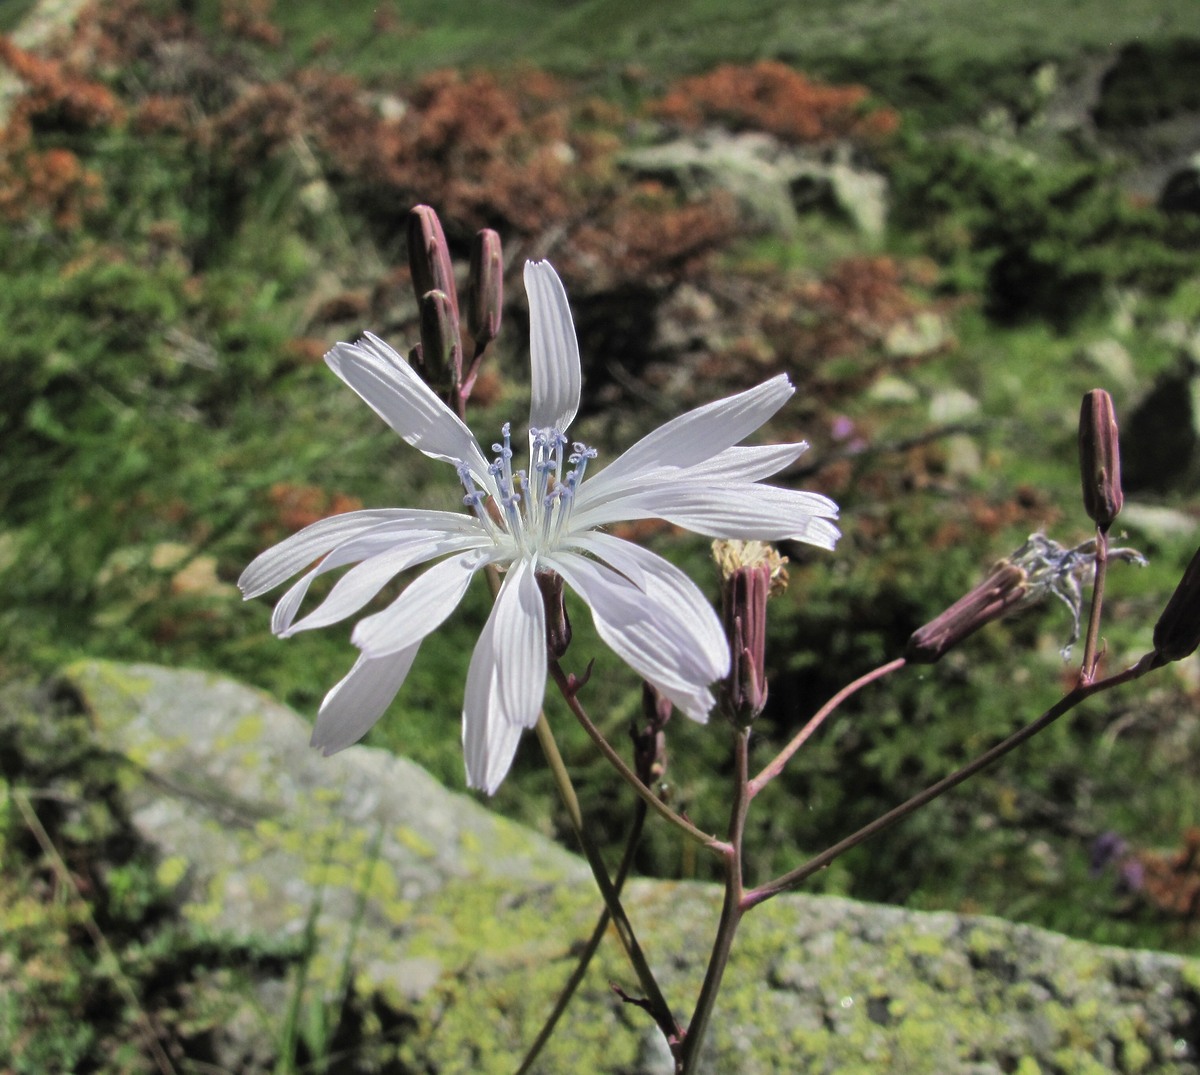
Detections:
[467, 228, 503, 348]
[632, 683, 673, 787]
[714, 540, 788, 725]
[1153, 545, 1200, 664]
[906, 562, 1028, 664]
[418, 289, 462, 390]
[536, 569, 572, 659]
[407, 205, 459, 322]
[1079, 389, 1123, 531]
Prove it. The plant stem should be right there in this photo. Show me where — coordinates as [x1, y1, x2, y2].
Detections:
[677, 726, 751, 1075]
[748, 657, 907, 798]
[744, 651, 1158, 909]
[532, 712, 680, 1044]
[1078, 526, 1109, 685]
[516, 800, 648, 1075]
[549, 661, 730, 855]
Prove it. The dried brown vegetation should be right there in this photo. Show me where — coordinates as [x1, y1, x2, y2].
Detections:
[651, 60, 900, 145]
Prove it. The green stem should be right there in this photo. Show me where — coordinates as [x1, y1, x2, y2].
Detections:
[532, 713, 680, 1044]
[515, 800, 648, 1075]
[549, 661, 730, 855]
[744, 652, 1158, 909]
[678, 726, 751, 1075]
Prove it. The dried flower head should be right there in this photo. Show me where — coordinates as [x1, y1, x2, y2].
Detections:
[714, 539, 789, 724]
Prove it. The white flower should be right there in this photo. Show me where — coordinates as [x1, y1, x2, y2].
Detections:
[240, 261, 839, 794]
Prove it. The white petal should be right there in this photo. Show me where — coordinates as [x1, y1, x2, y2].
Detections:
[573, 442, 809, 519]
[352, 550, 489, 657]
[326, 333, 494, 488]
[239, 509, 431, 599]
[310, 648, 420, 755]
[550, 550, 726, 722]
[492, 558, 548, 727]
[280, 529, 492, 637]
[461, 560, 546, 794]
[525, 261, 581, 435]
[572, 482, 841, 548]
[578, 375, 794, 505]
[565, 531, 729, 671]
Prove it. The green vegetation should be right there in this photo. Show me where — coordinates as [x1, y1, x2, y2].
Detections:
[2, 0, 1199, 1066]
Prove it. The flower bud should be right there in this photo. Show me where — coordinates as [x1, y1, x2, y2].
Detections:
[536, 569, 572, 660]
[906, 561, 1028, 664]
[713, 540, 788, 725]
[1153, 545, 1200, 664]
[418, 288, 462, 390]
[407, 205, 459, 322]
[1078, 389, 1123, 531]
[632, 683, 672, 787]
[467, 228, 503, 348]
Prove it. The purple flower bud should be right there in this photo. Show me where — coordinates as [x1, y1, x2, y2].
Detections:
[713, 540, 788, 725]
[467, 228, 503, 348]
[536, 568, 572, 660]
[418, 288, 462, 391]
[1153, 544, 1200, 664]
[632, 683, 673, 787]
[906, 561, 1028, 664]
[1078, 389, 1123, 531]
[407, 205, 459, 323]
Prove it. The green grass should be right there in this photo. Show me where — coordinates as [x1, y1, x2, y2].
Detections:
[255, 0, 1200, 121]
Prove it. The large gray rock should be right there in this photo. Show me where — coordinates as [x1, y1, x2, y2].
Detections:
[64, 660, 1200, 1074]
[622, 130, 888, 239]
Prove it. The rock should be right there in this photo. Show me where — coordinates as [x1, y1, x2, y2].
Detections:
[1122, 359, 1200, 493]
[622, 130, 888, 239]
[885, 310, 952, 359]
[57, 660, 1200, 1073]
[1161, 158, 1200, 216]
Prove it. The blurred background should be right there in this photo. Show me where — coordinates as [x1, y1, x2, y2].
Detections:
[1, 0, 1199, 1065]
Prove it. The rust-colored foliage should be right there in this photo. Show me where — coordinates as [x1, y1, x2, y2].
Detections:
[651, 60, 899, 145]
[219, 0, 283, 48]
[790, 256, 921, 362]
[1104, 829, 1200, 920]
[202, 80, 303, 161]
[567, 184, 737, 287]
[0, 37, 117, 229]
[264, 483, 364, 541]
[0, 36, 122, 129]
[295, 66, 579, 236]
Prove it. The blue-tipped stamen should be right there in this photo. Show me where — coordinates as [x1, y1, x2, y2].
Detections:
[458, 424, 598, 557]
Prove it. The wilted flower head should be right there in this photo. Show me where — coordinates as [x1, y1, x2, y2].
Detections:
[240, 260, 839, 793]
[713, 539, 789, 724]
[907, 532, 1147, 664]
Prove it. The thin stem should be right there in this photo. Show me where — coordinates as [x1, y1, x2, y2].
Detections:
[515, 800, 648, 1075]
[549, 661, 730, 856]
[531, 713, 680, 1044]
[1078, 526, 1109, 686]
[744, 652, 1158, 909]
[749, 657, 906, 799]
[678, 726, 751, 1074]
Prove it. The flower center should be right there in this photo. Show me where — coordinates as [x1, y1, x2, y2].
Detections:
[457, 423, 597, 558]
